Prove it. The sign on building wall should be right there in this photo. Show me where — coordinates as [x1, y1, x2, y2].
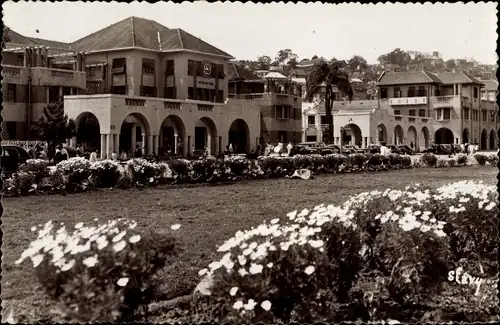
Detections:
[196, 78, 216, 89]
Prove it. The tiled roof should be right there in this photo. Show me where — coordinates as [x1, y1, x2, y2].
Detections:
[228, 63, 262, 81]
[434, 71, 484, 85]
[481, 79, 499, 91]
[334, 100, 379, 111]
[6, 17, 232, 57]
[4, 27, 70, 49]
[377, 71, 443, 86]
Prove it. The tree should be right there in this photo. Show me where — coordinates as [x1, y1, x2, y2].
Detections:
[311, 55, 319, 60]
[306, 61, 354, 144]
[31, 100, 76, 157]
[378, 48, 411, 68]
[256, 55, 272, 70]
[348, 55, 368, 72]
[445, 59, 457, 70]
[275, 49, 298, 66]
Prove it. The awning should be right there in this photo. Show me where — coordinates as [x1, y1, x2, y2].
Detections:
[86, 63, 108, 67]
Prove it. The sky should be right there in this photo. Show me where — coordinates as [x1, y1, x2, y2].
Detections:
[3, 1, 498, 64]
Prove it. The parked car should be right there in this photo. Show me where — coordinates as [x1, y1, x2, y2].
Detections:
[1, 145, 32, 174]
[320, 144, 342, 155]
[367, 144, 381, 154]
[386, 145, 402, 155]
[290, 143, 320, 156]
[397, 145, 414, 155]
[343, 145, 366, 154]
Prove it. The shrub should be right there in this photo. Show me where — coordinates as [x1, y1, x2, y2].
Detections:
[447, 158, 457, 167]
[19, 159, 50, 182]
[126, 158, 161, 185]
[486, 154, 498, 166]
[388, 153, 402, 167]
[421, 153, 438, 167]
[401, 155, 412, 168]
[456, 154, 468, 166]
[473, 154, 488, 166]
[4, 172, 37, 196]
[15, 219, 179, 322]
[349, 153, 366, 169]
[56, 158, 92, 192]
[90, 160, 121, 188]
[168, 159, 192, 181]
[412, 158, 423, 168]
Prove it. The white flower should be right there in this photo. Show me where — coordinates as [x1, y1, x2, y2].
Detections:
[308, 239, 324, 248]
[270, 218, 280, 224]
[74, 222, 84, 229]
[230, 287, 239, 296]
[249, 263, 264, 274]
[96, 236, 108, 250]
[485, 202, 496, 211]
[267, 262, 273, 268]
[238, 255, 247, 266]
[32, 254, 44, 268]
[244, 299, 257, 310]
[233, 300, 244, 310]
[82, 255, 98, 267]
[117, 277, 129, 287]
[238, 268, 248, 276]
[198, 268, 208, 276]
[113, 240, 126, 252]
[61, 259, 75, 271]
[261, 300, 272, 311]
[129, 234, 141, 244]
[30, 226, 37, 232]
[171, 224, 181, 230]
[304, 265, 315, 275]
[112, 231, 127, 243]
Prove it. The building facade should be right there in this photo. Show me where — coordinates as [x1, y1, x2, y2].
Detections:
[3, 17, 300, 157]
[302, 70, 498, 151]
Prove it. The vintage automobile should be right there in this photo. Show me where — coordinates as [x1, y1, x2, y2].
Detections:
[1, 145, 32, 174]
[367, 144, 382, 154]
[397, 145, 414, 155]
[386, 145, 402, 155]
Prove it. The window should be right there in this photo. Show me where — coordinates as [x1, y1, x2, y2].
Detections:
[196, 88, 203, 100]
[434, 88, 441, 96]
[111, 85, 126, 95]
[482, 110, 487, 122]
[283, 106, 290, 119]
[407, 86, 416, 97]
[216, 64, 225, 79]
[188, 87, 194, 99]
[417, 86, 426, 97]
[394, 87, 401, 98]
[49, 86, 60, 103]
[87, 66, 96, 77]
[140, 86, 156, 97]
[142, 59, 155, 75]
[6, 84, 16, 102]
[111, 58, 126, 74]
[320, 116, 328, 125]
[436, 109, 442, 120]
[307, 116, 316, 125]
[473, 87, 479, 98]
[473, 110, 479, 121]
[418, 109, 426, 117]
[164, 87, 176, 99]
[196, 61, 202, 76]
[275, 106, 284, 119]
[443, 108, 451, 120]
[463, 108, 469, 120]
[216, 90, 224, 103]
[6, 121, 16, 139]
[188, 60, 195, 76]
[165, 60, 175, 75]
[409, 109, 416, 116]
[394, 110, 401, 115]
[380, 88, 388, 99]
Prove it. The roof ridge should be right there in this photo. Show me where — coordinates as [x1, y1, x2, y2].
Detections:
[176, 29, 184, 48]
[131, 17, 136, 47]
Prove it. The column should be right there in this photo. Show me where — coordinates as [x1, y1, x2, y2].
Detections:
[187, 136, 192, 156]
[100, 134, 106, 159]
[70, 136, 76, 148]
[142, 134, 147, 156]
[106, 134, 112, 159]
[218, 136, 222, 156]
[207, 134, 212, 155]
[131, 125, 136, 155]
[113, 134, 119, 155]
[153, 135, 159, 156]
[368, 137, 372, 145]
[363, 137, 367, 148]
[174, 135, 179, 154]
[148, 135, 153, 156]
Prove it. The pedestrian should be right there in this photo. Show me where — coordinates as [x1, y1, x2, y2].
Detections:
[111, 151, 118, 161]
[474, 143, 479, 154]
[135, 145, 143, 158]
[60, 145, 69, 161]
[229, 143, 234, 156]
[76, 144, 83, 157]
[410, 142, 414, 151]
[177, 139, 183, 157]
[90, 148, 98, 163]
[120, 150, 128, 161]
[27, 145, 36, 159]
[287, 142, 293, 156]
[465, 143, 470, 156]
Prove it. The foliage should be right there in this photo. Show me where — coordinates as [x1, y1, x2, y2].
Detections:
[436, 159, 447, 168]
[473, 154, 488, 166]
[90, 160, 121, 188]
[55, 157, 92, 193]
[456, 154, 468, 166]
[19, 159, 50, 182]
[14, 219, 178, 322]
[421, 153, 438, 167]
[486, 154, 498, 166]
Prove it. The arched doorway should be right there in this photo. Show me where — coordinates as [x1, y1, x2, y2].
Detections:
[119, 113, 151, 157]
[394, 125, 404, 145]
[489, 130, 496, 150]
[377, 124, 387, 144]
[480, 129, 488, 150]
[462, 128, 470, 144]
[75, 112, 100, 152]
[407, 126, 417, 150]
[195, 117, 217, 155]
[229, 119, 250, 154]
[434, 128, 453, 145]
[342, 123, 362, 146]
[160, 115, 186, 156]
[420, 127, 430, 150]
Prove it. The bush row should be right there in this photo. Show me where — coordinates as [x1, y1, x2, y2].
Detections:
[3, 152, 497, 197]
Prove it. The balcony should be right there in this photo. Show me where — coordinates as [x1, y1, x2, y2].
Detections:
[228, 92, 301, 107]
[431, 95, 460, 108]
[1, 65, 30, 83]
[32, 67, 86, 89]
[388, 97, 427, 106]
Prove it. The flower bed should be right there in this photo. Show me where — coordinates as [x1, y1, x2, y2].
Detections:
[190, 180, 498, 323]
[2, 152, 496, 197]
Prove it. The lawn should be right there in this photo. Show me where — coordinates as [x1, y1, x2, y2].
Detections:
[1, 166, 497, 322]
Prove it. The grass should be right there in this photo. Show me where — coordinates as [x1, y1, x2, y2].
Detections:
[1, 166, 497, 322]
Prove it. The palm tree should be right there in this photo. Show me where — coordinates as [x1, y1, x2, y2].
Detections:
[306, 61, 353, 144]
